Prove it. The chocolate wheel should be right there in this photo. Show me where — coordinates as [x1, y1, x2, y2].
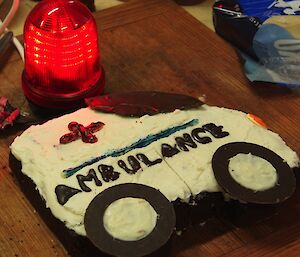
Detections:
[84, 183, 176, 257]
[212, 142, 296, 204]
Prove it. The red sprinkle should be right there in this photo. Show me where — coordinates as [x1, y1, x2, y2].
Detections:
[60, 121, 105, 144]
[0, 96, 20, 129]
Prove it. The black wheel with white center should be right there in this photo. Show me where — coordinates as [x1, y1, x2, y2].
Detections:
[212, 142, 296, 204]
[84, 183, 176, 257]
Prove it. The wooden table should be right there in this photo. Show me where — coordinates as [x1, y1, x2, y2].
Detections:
[1, 0, 300, 256]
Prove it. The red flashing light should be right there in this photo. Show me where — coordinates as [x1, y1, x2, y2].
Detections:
[22, 0, 105, 109]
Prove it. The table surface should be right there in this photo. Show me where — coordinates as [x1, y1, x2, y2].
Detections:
[1, 0, 300, 256]
[9, 0, 215, 36]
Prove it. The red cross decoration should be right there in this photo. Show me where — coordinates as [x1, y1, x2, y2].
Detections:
[60, 121, 105, 144]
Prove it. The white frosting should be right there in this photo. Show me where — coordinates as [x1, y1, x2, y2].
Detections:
[10, 105, 299, 236]
[103, 197, 157, 241]
[229, 153, 277, 191]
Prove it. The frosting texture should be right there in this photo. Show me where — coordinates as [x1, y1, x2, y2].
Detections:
[103, 197, 157, 241]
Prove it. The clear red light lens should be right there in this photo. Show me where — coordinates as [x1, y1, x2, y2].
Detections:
[22, 0, 105, 109]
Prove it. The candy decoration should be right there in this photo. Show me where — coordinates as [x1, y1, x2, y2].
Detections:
[85, 91, 203, 117]
[60, 121, 104, 144]
[247, 114, 268, 128]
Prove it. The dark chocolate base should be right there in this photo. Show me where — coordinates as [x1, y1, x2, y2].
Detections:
[173, 192, 225, 231]
[9, 154, 298, 256]
[218, 200, 278, 227]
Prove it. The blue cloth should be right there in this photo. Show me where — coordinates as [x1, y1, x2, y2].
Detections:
[239, 0, 300, 22]
[241, 23, 300, 88]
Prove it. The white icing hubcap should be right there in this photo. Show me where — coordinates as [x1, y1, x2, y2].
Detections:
[103, 197, 158, 241]
[229, 153, 277, 191]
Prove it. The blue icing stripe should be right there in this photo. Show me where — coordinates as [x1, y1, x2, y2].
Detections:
[63, 119, 199, 178]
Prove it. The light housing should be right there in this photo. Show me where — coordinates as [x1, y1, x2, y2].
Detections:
[22, 0, 105, 109]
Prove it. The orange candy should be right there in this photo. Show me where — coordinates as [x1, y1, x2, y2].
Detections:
[247, 114, 268, 129]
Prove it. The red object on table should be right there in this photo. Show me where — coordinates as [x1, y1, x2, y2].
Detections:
[22, 0, 105, 109]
